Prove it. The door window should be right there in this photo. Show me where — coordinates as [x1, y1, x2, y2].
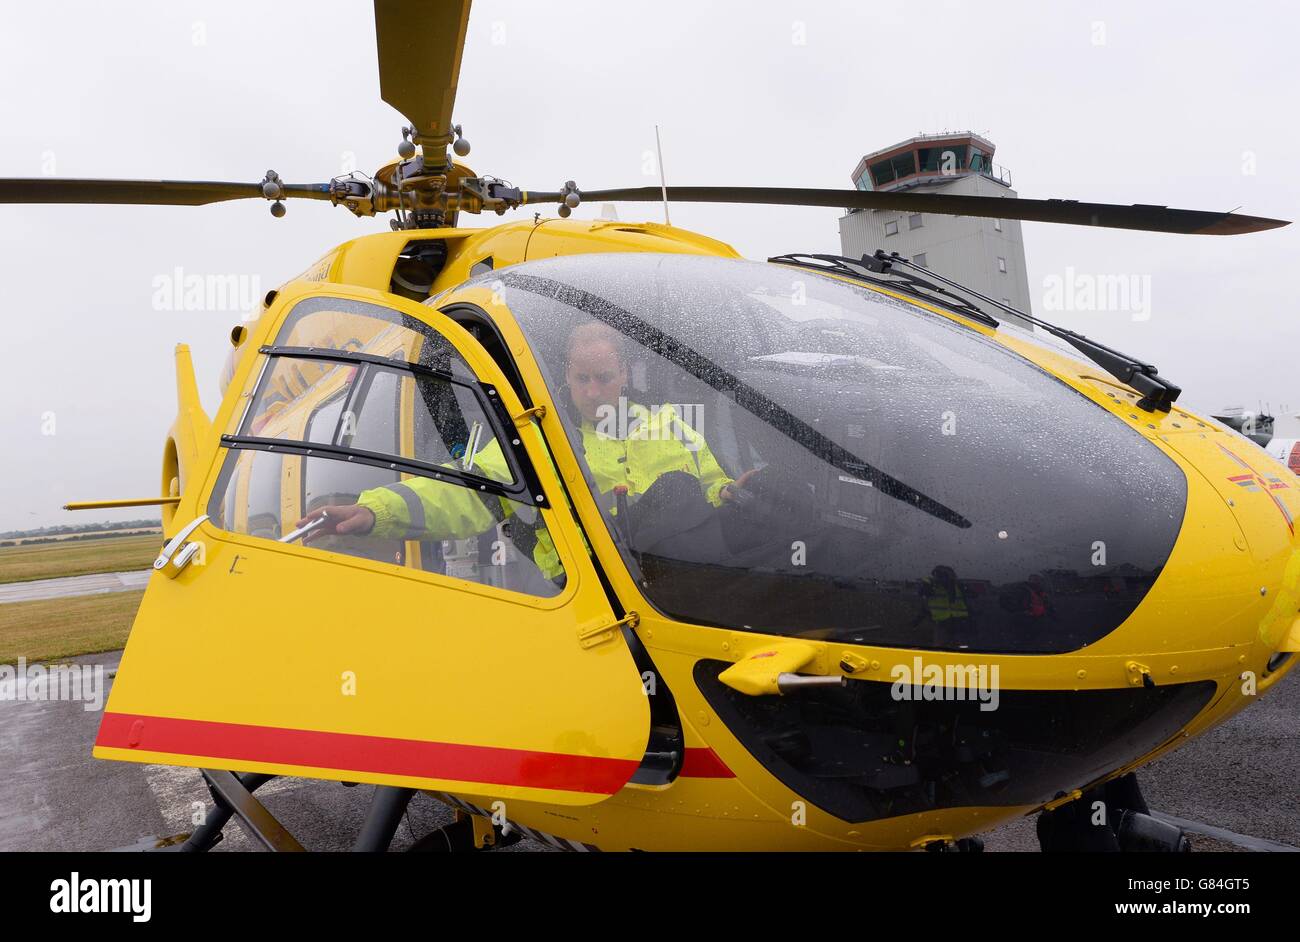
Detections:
[208, 296, 563, 597]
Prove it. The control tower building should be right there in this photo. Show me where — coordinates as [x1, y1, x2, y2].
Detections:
[838, 133, 1033, 323]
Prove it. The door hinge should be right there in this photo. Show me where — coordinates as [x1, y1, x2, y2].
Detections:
[578, 612, 639, 649]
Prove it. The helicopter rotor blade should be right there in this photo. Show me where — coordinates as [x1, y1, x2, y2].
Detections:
[522, 185, 1289, 236]
[0, 178, 335, 206]
[374, 0, 472, 167]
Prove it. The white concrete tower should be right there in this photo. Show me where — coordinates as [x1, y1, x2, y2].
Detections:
[839, 133, 1033, 324]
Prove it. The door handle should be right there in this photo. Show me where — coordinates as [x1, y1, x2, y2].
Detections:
[279, 513, 329, 545]
[154, 514, 209, 579]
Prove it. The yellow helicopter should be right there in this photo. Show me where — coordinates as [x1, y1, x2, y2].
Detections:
[5, 0, 1298, 853]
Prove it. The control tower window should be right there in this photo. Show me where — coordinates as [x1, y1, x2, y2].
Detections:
[869, 151, 917, 187]
[918, 145, 967, 174]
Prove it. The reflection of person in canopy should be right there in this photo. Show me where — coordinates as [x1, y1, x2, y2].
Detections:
[294, 321, 753, 579]
[922, 565, 970, 623]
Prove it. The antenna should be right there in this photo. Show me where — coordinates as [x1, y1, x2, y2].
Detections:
[654, 124, 671, 225]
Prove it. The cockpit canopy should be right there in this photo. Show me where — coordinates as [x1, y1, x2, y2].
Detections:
[484, 253, 1187, 654]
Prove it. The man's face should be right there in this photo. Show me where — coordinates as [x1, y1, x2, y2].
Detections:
[565, 340, 627, 423]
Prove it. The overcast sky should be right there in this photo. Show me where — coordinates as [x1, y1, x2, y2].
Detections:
[1, 0, 1296, 532]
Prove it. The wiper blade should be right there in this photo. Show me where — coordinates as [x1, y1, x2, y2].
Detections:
[771, 250, 1181, 413]
[768, 252, 1001, 329]
[500, 269, 973, 530]
[869, 250, 1181, 413]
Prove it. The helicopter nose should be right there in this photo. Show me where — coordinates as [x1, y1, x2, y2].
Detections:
[1151, 428, 1300, 657]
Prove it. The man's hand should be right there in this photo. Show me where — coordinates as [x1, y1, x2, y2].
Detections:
[720, 468, 760, 502]
[294, 504, 375, 540]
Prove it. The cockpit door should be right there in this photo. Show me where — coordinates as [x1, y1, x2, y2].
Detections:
[95, 282, 649, 807]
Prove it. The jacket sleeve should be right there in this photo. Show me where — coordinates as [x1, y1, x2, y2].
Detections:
[356, 439, 513, 541]
[694, 437, 733, 506]
[668, 408, 733, 506]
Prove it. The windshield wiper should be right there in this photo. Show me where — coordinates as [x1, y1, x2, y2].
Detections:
[771, 250, 1182, 413]
[500, 269, 973, 530]
[868, 251, 1181, 413]
[768, 252, 1001, 329]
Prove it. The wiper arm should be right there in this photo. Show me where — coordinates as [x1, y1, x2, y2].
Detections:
[768, 252, 1001, 329]
[772, 250, 1181, 413]
[871, 250, 1181, 412]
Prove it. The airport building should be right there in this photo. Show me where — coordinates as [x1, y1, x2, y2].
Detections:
[839, 133, 1033, 327]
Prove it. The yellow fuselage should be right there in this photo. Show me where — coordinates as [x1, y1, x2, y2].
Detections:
[95, 218, 1300, 851]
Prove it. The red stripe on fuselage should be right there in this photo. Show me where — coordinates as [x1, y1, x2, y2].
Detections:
[95, 712, 639, 794]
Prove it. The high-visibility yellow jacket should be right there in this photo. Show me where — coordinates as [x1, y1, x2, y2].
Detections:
[355, 402, 732, 579]
[923, 578, 970, 623]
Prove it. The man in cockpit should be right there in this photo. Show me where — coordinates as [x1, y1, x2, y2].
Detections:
[295, 321, 755, 578]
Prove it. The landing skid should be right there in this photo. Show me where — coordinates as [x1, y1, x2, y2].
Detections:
[140, 770, 518, 853]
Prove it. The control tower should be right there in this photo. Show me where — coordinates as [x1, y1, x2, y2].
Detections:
[839, 133, 1033, 325]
